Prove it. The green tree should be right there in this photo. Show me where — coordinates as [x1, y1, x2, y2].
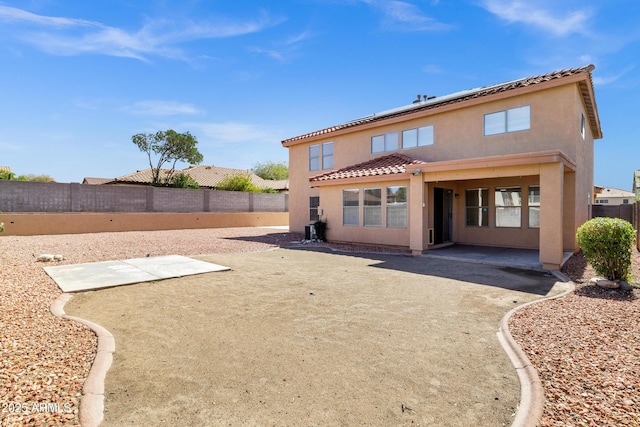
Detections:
[0, 170, 15, 180]
[169, 172, 200, 189]
[252, 161, 289, 180]
[132, 130, 204, 186]
[0, 171, 55, 182]
[16, 174, 54, 182]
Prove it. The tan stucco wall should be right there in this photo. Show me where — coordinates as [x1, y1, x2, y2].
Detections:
[289, 84, 589, 230]
[317, 180, 411, 247]
[443, 177, 541, 250]
[0, 212, 289, 236]
[286, 79, 597, 260]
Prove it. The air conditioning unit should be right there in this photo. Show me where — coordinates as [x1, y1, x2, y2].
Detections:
[305, 224, 317, 241]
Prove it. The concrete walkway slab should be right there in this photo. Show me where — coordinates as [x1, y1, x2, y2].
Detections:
[43, 255, 230, 292]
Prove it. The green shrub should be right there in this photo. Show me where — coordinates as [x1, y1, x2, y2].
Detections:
[169, 172, 200, 189]
[576, 217, 636, 281]
[216, 173, 262, 192]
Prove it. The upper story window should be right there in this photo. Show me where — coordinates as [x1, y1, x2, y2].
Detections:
[322, 142, 334, 169]
[581, 114, 586, 139]
[402, 125, 434, 149]
[309, 145, 320, 171]
[309, 142, 333, 171]
[371, 132, 398, 153]
[484, 105, 530, 136]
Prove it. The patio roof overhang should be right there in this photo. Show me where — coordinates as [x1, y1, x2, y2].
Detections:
[406, 150, 576, 182]
[310, 150, 575, 187]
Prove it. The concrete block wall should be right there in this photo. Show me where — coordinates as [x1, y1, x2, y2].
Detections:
[152, 187, 206, 212]
[73, 184, 148, 212]
[0, 181, 288, 213]
[209, 190, 251, 212]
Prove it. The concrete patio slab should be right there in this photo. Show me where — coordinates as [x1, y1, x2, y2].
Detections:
[43, 255, 230, 292]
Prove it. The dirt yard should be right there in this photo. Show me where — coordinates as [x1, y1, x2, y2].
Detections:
[65, 247, 566, 426]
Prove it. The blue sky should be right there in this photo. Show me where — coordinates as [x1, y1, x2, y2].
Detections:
[0, 1, 638, 190]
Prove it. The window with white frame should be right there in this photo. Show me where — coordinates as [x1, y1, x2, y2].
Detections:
[596, 199, 609, 204]
[402, 125, 434, 148]
[309, 145, 320, 171]
[495, 187, 522, 227]
[528, 186, 540, 228]
[343, 189, 360, 226]
[581, 114, 586, 139]
[465, 188, 489, 227]
[310, 142, 333, 171]
[371, 132, 398, 153]
[623, 199, 630, 204]
[386, 186, 407, 228]
[363, 188, 382, 227]
[322, 142, 334, 169]
[484, 105, 530, 136]
[309, 196, 320, 222]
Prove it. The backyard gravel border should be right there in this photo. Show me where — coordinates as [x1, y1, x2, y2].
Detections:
[497, 271, 575, 427]
[50, 293, 114, 427]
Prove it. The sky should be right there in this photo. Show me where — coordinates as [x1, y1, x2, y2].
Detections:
[0, 1, 639, 190]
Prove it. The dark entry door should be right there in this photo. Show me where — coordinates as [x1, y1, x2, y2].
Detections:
[433, 188, 453, 245]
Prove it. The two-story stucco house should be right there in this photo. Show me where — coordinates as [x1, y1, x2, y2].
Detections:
[282, 65, 602, 270]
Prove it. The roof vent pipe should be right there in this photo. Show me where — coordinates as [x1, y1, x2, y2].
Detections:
[413, 94, 422, 104]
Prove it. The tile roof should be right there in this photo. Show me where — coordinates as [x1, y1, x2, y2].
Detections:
[82, 177, 113, 185]
[596, 187, 635, 198]
[0, 166, 12, 173]
[310, 153, 427, 182]
[106, 165, 288, 190]
[283, 65, 601, 145]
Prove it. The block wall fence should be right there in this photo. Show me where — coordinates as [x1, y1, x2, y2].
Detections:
[0, 181, 288, 213]
[0, 181, 289, 236]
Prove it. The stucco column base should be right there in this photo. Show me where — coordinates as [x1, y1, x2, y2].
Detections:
[411, 249, 424, 256]
[542, 262, 561, 271]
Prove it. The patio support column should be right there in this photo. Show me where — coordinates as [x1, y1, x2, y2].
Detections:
[409, 173, 425, 256]
[539, 162, 564, 270]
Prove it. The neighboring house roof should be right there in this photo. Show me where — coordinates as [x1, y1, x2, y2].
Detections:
[266, 179, 289, 191]
[283, 65, 602, 145]
[595, 187, 635, 198]
[107, 166, 289, 190]
[310, 153, 428, 182]
[0, 166, 12, 173]
[82, 177, 113, 185]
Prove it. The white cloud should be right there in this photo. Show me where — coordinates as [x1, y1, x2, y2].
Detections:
[186, 121, 283, 146]
[366, 0, 453, 32]
[592, 65, 635, 86]
[0, 6, 283, 61]
[122, 101, 203, 116]
[422, 64, 445, 74]
[481, 1, 591, 36]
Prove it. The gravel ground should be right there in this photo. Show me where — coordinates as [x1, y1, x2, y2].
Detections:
[2, 228, 638, 426]
[0, 228, 299, 427]
[509, 250, 640, 426]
